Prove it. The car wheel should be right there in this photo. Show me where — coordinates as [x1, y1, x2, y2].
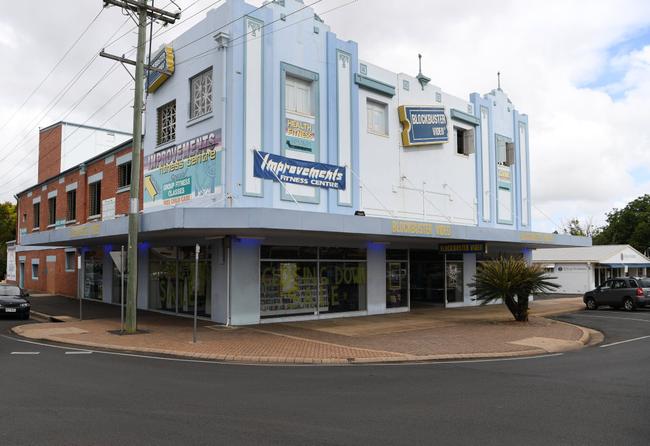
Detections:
[585, 297, 598, 310]
[21, 312, 30, 320]
[623, 297, 636, 311]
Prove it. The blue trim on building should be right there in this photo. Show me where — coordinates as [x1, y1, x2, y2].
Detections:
[450, 108, 480, 126]
[354, 73, 396, 97]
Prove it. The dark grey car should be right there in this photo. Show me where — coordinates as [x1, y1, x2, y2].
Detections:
[583, 277, 650, 311]
[0, 285, 31, 319]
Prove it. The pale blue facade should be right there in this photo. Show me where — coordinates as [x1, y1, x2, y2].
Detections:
[18, 0, 588, 325]
[471, 89, 531, 231]
[143, 0, 360, 215]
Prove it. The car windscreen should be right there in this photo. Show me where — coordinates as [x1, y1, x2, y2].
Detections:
[0, 285, 21, 296]
[638, 279, 650, 287]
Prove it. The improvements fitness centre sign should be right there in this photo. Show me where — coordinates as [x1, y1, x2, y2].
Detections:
[253, 151, 346, 190]
[398, 106, 448, 146]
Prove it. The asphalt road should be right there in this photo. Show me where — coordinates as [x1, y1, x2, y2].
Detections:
[1, 308, 649, 446]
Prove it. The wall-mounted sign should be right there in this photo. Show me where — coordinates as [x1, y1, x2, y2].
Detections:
[6, 244, 16, 281]
[398, 105, 448, 146]
[102, 197, 116, 221]
[143, 130, 223, 208]
[439, 242, 486, 254]
[69, 223, 101, 238]
[391, 220, 433, 235]
[285, 117, 316, 151]
[390, 220, 453, 237]
[497, 165, 512, 188]
[253, 151, 346, 190]
[146, 46, 174, 93]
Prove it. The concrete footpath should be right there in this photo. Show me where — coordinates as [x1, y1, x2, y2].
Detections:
[13, 295, 601, 364]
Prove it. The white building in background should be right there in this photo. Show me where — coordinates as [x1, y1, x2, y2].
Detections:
[533, 245, 650, 294]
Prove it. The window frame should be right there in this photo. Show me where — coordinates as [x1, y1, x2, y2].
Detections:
[117, 161, 132, 190]
[32, 202, 40, 229]
[285, 75, 314, 117]
[47, 196, 56, 226]
[88, 181, 102, 218]
[366, 99, 389, 137]
[66, 189, 77, 222]
[31, 263, 39, 280]
[65, 251, 76, 272]
[189, 67, 213, 120]
[156, 100, 176, 146]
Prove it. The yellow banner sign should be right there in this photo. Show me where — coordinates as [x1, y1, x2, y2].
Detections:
[69, 223, 101, 238]
[391, 220, 453, 237]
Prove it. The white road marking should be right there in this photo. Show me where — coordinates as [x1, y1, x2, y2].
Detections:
[572, 314, 650, 323]
[600, 335, 650, 348]
[65, 351, 92, 355]
[10, 351, 40, 355]
[0, 334, 564, 367]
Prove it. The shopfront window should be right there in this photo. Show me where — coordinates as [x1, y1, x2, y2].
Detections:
[83, 250, 103, 300]
[260, 246, 367, 318]
[386, 249, 408, 308]
[319, 262, 367, 313]
[148, 246, 211, 317]
[260, 262, 319, 317]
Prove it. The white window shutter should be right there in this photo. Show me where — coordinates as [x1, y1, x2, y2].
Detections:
[506, 142, 515, 166]
[465, 128, 475, 155]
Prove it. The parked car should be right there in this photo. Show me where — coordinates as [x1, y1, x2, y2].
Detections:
[583, 277, 650, 311]
[0, 284, 31, 319]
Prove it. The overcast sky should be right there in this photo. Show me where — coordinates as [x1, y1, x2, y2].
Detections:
[1, 0, 649, 233]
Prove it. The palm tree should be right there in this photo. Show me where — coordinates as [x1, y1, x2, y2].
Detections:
[469, 257, 559, 322]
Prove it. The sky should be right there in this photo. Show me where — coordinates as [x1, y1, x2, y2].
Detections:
[0, 0, 649, 233]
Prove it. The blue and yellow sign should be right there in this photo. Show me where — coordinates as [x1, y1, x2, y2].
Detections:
[146, 46, 174, 93]
[143, 130, 222, 208]
[398, 106, 448, 146]
[285, 117, 315, 151]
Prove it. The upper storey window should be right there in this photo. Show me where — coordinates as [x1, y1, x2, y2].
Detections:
[496, 135, 515, 166]
[285, 76, 313, 117]
[190, 68, 213, 119]
[367, 99, 388, 136]
[157, 100, 176, 145]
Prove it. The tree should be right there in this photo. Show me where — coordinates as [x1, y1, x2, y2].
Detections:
[469, 257, 559, 322]
[562, 217, 599, 237]
[593, 194, 650, 254]
[0, 202, 17, 280]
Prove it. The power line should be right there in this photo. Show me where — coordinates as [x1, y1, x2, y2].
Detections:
[0, 15, 135, 160]
[0, 79, 133, 192]
[0, 7, 105, 134]
[172, 0, 354, 70]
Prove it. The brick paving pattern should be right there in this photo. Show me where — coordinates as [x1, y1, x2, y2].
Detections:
[15, 296, 594, 364]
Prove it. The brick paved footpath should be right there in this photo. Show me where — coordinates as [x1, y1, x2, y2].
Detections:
[13, 296, 599, 364]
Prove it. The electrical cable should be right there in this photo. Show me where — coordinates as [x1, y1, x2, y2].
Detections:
[0, 84, 133, 192]
[0, 7, 105, 134]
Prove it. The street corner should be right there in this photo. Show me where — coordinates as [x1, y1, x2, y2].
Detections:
[11, 322, 88, 340]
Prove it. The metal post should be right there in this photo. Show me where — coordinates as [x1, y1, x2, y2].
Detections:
[193, 243, 200, 343]
[444, 253, 448, 306]
[79, 250, 83, 321]
[125, 2, 147, 334]
[120, 245, 125, 333]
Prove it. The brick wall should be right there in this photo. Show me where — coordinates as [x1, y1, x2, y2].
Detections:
[38, 125, 62, 184]
[14, 141, 141, 299]
[13, 249, 78, 297]
[16, 143, 141, 238]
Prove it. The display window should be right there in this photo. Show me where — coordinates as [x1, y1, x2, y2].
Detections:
[260, 246, 367, 318]
[148, 246, 211, 317]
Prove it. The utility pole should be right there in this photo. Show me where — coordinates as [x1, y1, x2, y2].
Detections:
[101, 0, 179, 333]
